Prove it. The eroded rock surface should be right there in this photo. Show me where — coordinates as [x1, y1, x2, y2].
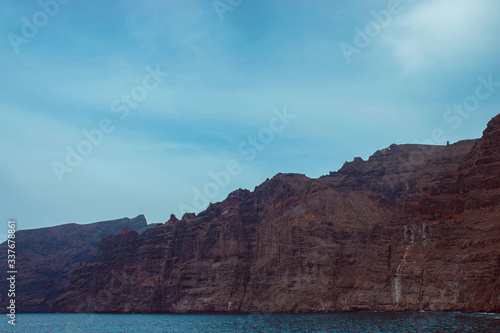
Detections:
[53, 114, 500, 313]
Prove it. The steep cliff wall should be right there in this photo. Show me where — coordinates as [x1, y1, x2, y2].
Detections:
[52, 115, 500, 313]
[391, 114, 500, 312]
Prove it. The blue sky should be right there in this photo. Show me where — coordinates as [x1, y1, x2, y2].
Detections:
[1, 0, 500, 230]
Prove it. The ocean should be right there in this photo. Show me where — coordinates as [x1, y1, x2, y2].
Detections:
[3, 312, 500, 332]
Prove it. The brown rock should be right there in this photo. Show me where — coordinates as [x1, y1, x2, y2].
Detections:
[0, 215, 155, 312]
[32, 114, 500, 313]
[53, 114, 500, 313]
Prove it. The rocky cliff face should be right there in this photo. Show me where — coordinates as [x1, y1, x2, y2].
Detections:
[51, 114, 500, 313]
[0, 215, 155, 312]
[323, 140, 476, 213]
[392, 114, 500, 312]
[54, 174, 395, 313]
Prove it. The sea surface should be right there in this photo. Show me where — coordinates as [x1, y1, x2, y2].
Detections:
[2, 312, 500, 332]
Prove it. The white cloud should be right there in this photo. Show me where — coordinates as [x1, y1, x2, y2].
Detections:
[383, 0, 499, 72]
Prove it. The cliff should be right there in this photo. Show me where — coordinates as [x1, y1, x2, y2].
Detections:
[0, 215, 155, 312]
[392, 114, 500, 311]
[51, 114, 500, 313]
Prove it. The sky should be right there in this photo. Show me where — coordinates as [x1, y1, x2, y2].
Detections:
[1, 0, 500, 231]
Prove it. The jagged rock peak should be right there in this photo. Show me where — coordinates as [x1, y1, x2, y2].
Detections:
[168, 214, 179, 223]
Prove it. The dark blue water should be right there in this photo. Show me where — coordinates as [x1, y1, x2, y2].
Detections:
[2, 312, 500, 332]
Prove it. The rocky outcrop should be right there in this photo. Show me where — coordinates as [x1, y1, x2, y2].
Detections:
[323, 140, 476, 211]
[0, 215, 155, 312]
[51, 114, 500, 313]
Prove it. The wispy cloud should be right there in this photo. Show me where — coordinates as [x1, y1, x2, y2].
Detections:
[383, 0, 499, 73]
[1, 0, 499, 229]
